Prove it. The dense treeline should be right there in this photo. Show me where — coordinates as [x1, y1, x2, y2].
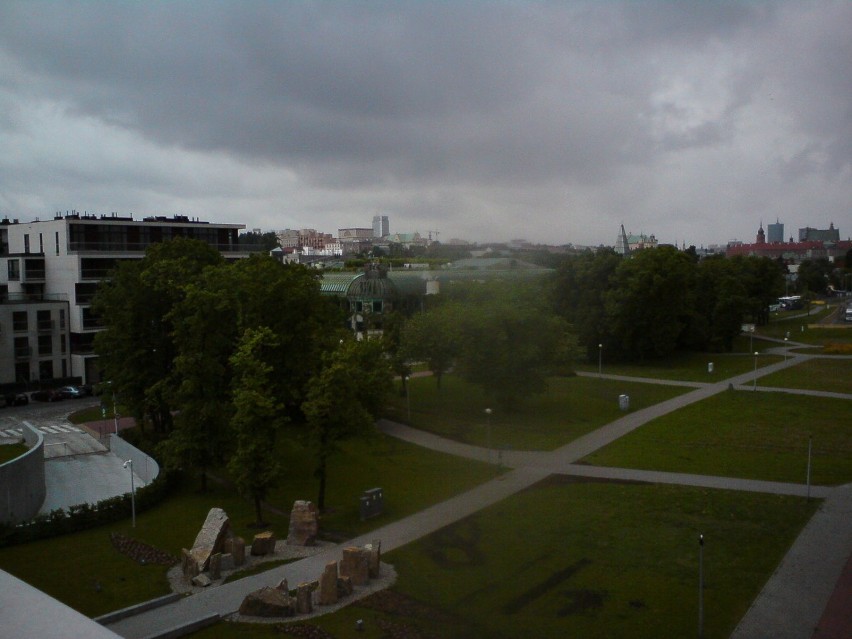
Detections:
[550, 247, 785, 361]
[93, 239, 391, 521]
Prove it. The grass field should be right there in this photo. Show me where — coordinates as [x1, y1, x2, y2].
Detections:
[0, 434, 494, 617]
[189, 480, 817, 639]
[583, 390, 852, 485]
[756, 358, 852, 395]
[575, 350, 782, 381]
[0, 441, 28, 463]
[382, 374, 689, 451]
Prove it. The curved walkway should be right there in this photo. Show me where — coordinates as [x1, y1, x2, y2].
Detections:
[104, 350, 852, 639]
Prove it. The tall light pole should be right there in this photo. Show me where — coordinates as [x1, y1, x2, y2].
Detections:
[123, 460, 136, 528]
[698, 534, 704, 639]
[784, 337, 789, 362]
[485, 408, 492, 465]
[806, 435, 812, 502]
[113, 392, 119, 436]
[753, 351, 758, 391]
[405, 376, 411, 422]
[598, 343, 603, 377]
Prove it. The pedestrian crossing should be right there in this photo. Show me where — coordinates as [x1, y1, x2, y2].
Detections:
[0, 424, 84, 439]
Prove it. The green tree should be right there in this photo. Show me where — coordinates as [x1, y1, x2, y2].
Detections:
[603, 246, 696, 360]
[550, 249, 622, 360]
[453, 284, 575, 411]
[797, 259, 831, 295]
[93, 238, 224, 433]
[399, 303, 461, 388]
[228, 327, 284, 527]
[691, 256, 748, 352]
[302, 339, 392, 511]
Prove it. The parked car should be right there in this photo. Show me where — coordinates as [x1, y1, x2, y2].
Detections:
[31, 389, 63, 402]
[56, 385, 86, 399]
[1, 392, 29, 407]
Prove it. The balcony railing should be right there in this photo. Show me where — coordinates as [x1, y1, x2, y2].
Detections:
[2, 293, 68, 304]
[69, 241, 257, 253]
[38, 320, 55, 332]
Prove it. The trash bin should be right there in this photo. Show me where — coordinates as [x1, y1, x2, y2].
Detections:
[359, 488, 384, 521]
[707, 362, 714, 373]
[618, 394, 630, 411]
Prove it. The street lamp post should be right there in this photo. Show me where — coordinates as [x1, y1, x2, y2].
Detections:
[698, 534, 704, 639]
[753, 351, 759, 391]
[123, 460, 136, 528]
[405, 376, 411, 422]
[784, 337, 789, 362]
[598, 343, 603, 377]
[485, 408, 492, 465]
[113, 393, 119, 436]
[806, 435, 812, 502]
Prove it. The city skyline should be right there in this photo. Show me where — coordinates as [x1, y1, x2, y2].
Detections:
[1, 2, 851, 247]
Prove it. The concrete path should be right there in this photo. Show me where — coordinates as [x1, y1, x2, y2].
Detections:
[102, 353, 850, 639]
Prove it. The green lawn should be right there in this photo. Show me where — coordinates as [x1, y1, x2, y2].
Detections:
[382, 374, 690, 451]
[760, 306, 850, 346]
[0, 433, 494, 617]
[583, 390, 852, 485]
[757, 358, 852, 395]
[575, 350, 782, 381]
[190, 480, 817, 639]
[0, 442, 28, 463]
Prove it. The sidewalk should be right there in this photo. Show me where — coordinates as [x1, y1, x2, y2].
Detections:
[102, 354, 849, 638]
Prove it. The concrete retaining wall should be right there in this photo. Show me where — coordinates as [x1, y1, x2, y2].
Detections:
[109, 435, 159, 486]
[0, 424, 46, 525]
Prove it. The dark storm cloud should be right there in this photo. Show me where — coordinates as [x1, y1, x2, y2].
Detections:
[0, 1, 850, 244]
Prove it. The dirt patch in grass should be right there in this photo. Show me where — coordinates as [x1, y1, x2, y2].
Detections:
[109, 533, 178, 566]
[357, 589, 459, 629]
[422, 520, 486, 568]
[501, 558, 596, 615]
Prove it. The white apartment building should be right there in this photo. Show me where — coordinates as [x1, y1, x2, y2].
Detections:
[0, 213, 247, 388]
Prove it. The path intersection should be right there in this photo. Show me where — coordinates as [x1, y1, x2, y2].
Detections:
[105, 344, 851, 639]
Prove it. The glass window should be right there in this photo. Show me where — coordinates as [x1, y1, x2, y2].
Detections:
[13, 311, 28, 332]
[38, 334, 53, 356]
[39, 360, 53, 380]
[23, 234, 30, 253]
[55, 231, 60, 255]
[8, 259, 20, 280]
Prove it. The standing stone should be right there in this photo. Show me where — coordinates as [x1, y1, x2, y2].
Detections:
[188, 508, 231, 572]
[239, 587, 296, 618]
[209, 553, 222, 580]
[276, 578, 290, 593]
[224, 536, 246, 567]
[367, 540, 381, 578]
[251, 531, 276, 556]
[337, 575, 353, 598]
[220, 553, 235, 573]
[296, 583, 313, 614]
[286, 500, 319, 546]
[340, 546, 370, 586]
[181, 548, 199, 581]
[318, 561, 339, 605]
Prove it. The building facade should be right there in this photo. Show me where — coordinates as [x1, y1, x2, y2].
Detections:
[1, 213, 247, 388]
[372, 215, 389, 239]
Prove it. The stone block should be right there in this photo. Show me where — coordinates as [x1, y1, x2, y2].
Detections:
[340, 546, 370, 585]
[191, 573, 212, 588]
[209, 553, 222, 580]
[188, 508, 231, 572]
[367, 540, 381, 578]
[318, 561, 338, 605]
[224, 536, 246, 566]
[219, 553, 235, 572]
[286, 500, 319, 546]
[276, 578, 290, 593]
[251, 531, 276, 556]
[337, 575, 353, 598]
[181, 548, 199, 581]
[296, 583, 313, 614]
[239, 587, 296, 618]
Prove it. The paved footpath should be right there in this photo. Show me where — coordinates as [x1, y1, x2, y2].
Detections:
[105, 351, 852, 639]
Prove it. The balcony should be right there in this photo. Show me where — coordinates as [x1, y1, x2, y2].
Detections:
[14, 346, 31, 360]
[38, 320, 55, 332]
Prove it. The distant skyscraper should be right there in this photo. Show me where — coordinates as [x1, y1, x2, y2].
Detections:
[372, 215, 389, 238]
[767, 219, 784, 243]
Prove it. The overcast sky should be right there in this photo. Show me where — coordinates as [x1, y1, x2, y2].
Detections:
[1, 1, 850, 247]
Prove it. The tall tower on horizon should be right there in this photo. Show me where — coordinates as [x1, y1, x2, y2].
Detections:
[372, 215, 389, 238]
[767, 219, 784, 243]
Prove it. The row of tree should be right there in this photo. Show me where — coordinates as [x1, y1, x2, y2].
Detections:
[93, 239, 391, 523]
[550, 247, 786, 360]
